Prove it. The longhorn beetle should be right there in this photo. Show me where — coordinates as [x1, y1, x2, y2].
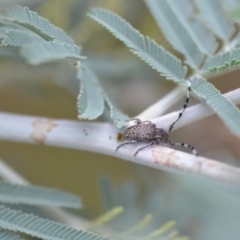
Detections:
[116, 79, 198, 156]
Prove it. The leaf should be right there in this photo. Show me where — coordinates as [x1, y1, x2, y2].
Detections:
[167, 0, 218, 55]
[223, 0, 240, 11]
[0, 205, 106, 240]
[228, 4, 240, 23]
[1, 29, 44, 46]
[20, 42, 84, 65]
[104, 94, 128, 128]
[195, 0, 235, 41]
[77, 66, 105, 120]
[192, 77, 240, 137]
[0, 229, 22, 240]
[77, 66, 128, 125]
[3, 5, 74, 44]
[99, 176, 119, 212]
[0, 182, 81, 208]
[88, 8, 187, 82]
[0, 27, 10, 37]
[202, 47, 240, 74]
[145, 0, 204, 68]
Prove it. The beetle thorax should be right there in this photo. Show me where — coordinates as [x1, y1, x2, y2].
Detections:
[155, 128, 169, 142]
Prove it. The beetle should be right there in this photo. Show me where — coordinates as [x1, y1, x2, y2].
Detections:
[116, 80, 198, 156]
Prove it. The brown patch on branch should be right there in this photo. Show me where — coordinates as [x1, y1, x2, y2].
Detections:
[31, 119, 57, 144]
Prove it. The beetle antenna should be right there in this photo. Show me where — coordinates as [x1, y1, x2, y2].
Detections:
[169, 79, 192, 133]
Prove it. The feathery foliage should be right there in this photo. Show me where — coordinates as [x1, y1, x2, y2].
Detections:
[192, 77, 240, 136]
[0, 5, 128, 126]
[88, 8, 187, 82]
[20, 42, 84, 65]
[195, 0, 235, 41]
[3, 5, 74, 44]
[0, 205, 106, 240]
[77, 66, 105, 120]
[144, 0, 203, 68]
[166, 0, 218, 55]
[0, 229, 21, 240]
[104, 94, 128, 128]
[0, 27, 14, 38]
[1, 2, 240, 133]
[0, 182, 81, 208]
[77, 66, 128, 124]
[0, 5, 83, 65]
[1, 29, 44, 46]
[0, 229, 22, 240]
[203, 47, 240, 74]
[88, 2, 240, 137]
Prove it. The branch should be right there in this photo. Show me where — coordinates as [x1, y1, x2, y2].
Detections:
[1, 104, 240, 186]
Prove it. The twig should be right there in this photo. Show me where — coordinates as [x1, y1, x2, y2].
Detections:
[136, 86, 185, 120]
[152, 87, 240, 130]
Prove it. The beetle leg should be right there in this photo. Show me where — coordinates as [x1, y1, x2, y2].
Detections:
[134, 141, 156, 156]
[126, 118, 153, 125]
[116, 140, 138, 152]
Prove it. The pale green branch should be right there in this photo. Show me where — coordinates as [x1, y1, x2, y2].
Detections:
[1, 84, 240, 187]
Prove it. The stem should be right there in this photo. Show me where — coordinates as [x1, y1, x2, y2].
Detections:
[152, 87, 240, 130]
[1, 97, 240, 185]
[136, 86, 184, 120]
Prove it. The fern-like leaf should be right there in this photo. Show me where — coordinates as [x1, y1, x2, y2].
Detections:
[0, 27, 11, 38]
[195, 0, 235, 41]
[20, 42, 84, 65]
[88, 8, 187, 82]
[1, 29, 44, 46]
[0, 205, 106, 240]
[167, 0, 218, 55]
[104, 94, 128, 128]
[192, 77, 240, 136]
[0, 229, 21, 240]
[0, 182, 81, 208]
[77, 66, 128, 125]
[0, 229, 22, 240]
[203, 47, 240, 74]
[145, 0, 203, 68]
[77, 66, 105, 120]
[3, 5, 74, 44]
